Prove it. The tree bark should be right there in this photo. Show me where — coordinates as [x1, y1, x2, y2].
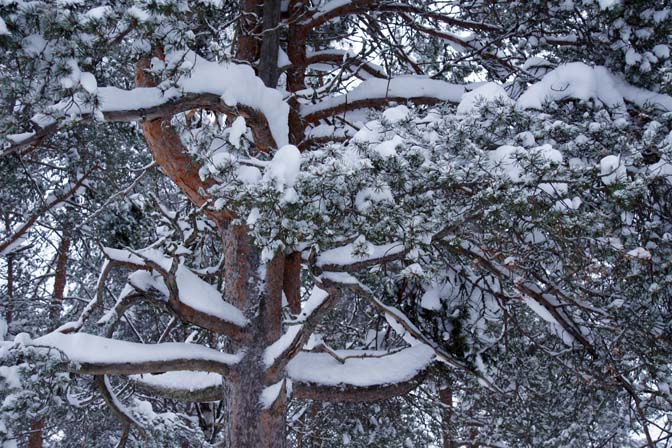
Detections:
[27, 419, 44, 448]
[439, 386, 455, 448]
[221, 224, 287, 448]
[49, 234, 70, 322]
[259, 0, 282, 88]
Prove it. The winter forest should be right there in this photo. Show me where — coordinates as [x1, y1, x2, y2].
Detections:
[0, 0, 671, 447]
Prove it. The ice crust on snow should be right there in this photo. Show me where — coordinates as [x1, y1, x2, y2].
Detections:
[30, 332, 242, 365]
[287, 345, 434, 387]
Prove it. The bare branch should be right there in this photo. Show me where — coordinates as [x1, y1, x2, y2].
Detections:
[0, 170, 94, 255]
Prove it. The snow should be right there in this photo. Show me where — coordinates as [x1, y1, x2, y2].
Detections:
[287, 345, 434, 387]
[373, 135, 403, 159]
[600, 155, 626, 185]
[355, 185, 394, 211]
[598, 0, 620, 9]
[381, 105, 410, 123]
[264, 325, 302, 367]
[457, 82, 512, 114]
[175, 264, 249, 327]
[518, 63, 624, 110]
[301, 76, 465, 118]
[292, 286, 330, 323]
[35, 50, 290, 148]
[420, 281, 456, 311]
[84, 5, 112, 20]
[103, 247, 248, 327]
[103, 247, 171, 271]
[30, 332, 242, 365]
[316, 241, 404, 267]
[0, 17, 9, 35]
[265, 145, 302, 189]
[237, 165, 262, 184]
[488, 145, 525, 181]
[626, 247, 651, 260]
[0, 365, 21, 389]
[653, 45, 670, 59]
[228, 116, 247, 148]
[518, 62, 672, 112]
[129, 371, 223, 391]
[260, 379, 288, 409]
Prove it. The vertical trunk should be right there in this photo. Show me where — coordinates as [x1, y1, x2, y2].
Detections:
[222, 224, 287, 448]
[287, 0, 308, 146]
[27, 419, 43, 448]
[5, 253, 13, 324]
[49, 234, 70, 322]
[283, 252, 302, 314]
[4, 215, 13, 324]
[237, 0, 261, 63]
[259, 0, 282, 88]
[439, 386, 455, 448]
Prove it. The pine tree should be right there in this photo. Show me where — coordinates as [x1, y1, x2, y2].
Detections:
[1, 1, 671, 447]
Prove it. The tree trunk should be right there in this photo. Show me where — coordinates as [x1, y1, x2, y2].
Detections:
[27, 419, 43, 448]
[221, 224, 287, 448]
[49, 234, 70, 322]
[440, 386, 455, 448]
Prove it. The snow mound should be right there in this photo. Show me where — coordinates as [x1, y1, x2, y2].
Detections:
[518, 62, 672, 112]
[518, 63, 624, 110]
[287, 344, 434, 387]
[266, 145, 302, 189]
[600, 155, 626, 185]
[457, 82, 512, 114]
[382, 105, 411, 123]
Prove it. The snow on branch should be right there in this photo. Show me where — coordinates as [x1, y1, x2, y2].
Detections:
[129, 371, 225, 402]
[301, 76, 465, 124]
[315, 241, 405, 272]
[518, 62, 672, 112]
[3, 51, 289, 156]
[25, 331, 241, 376]
[288, 345, 433, 401]
[105, 248, 248, 328]
[264, 285, 339, 379]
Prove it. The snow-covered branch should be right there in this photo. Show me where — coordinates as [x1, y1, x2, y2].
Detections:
[289, 345, 433, 402]
[26, 332, 241, 376]
[301, 76, 465, 124]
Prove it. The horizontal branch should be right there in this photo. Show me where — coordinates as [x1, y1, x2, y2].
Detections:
[293, 370, 426, 402]
[301, 76, 464, 124]
[306, 50, 387, 79]
[2, 93, 277, 158]
[30, 331, 241, 376]
[302, 0, 501, 33]
[287, 344, 434, 399]
[129, 371, 225, 402]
